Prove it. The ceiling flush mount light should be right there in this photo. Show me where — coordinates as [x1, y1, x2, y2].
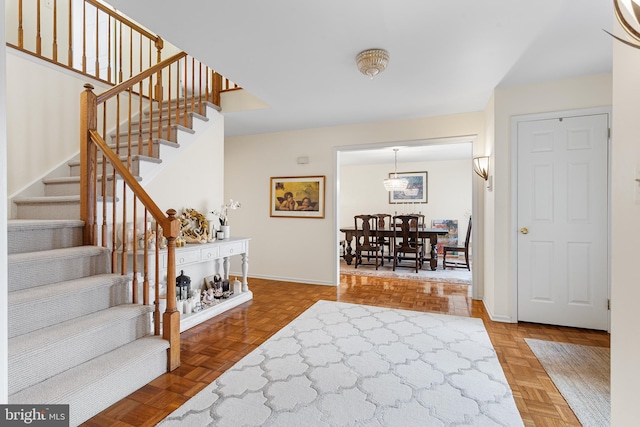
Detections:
[383, 149, 408, 191]
[473, 156, 490, 181]
[356, 49, 389, 79]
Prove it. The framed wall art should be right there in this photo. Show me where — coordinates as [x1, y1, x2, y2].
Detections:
[431, 219, 458, 254]
[270, 175, 326, 218]
[388, 171, 428, 203]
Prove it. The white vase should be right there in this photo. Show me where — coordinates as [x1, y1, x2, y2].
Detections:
[221, 225, 230, 239]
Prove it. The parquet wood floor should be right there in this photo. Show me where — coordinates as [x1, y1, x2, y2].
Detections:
[82, 276, 609, 426]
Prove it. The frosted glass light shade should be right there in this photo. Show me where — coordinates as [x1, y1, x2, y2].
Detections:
[383, 177, 408, 191]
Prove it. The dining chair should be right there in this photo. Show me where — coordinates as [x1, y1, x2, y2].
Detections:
[408, 213, 426, 249]
[392, 214, 423, 273]
[375, 214, 392, 261]
[354, 214, 384, 269]
[443, 216, 472, 270]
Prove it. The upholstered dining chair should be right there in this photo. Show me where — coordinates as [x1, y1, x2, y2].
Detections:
[354, 214, 384, 269]
[443, 216, 472, 270]
[392, 215, 423, 273]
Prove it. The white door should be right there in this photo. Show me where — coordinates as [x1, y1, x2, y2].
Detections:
[517, 113, 609, 330]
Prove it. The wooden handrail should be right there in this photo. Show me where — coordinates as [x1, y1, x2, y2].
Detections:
[80, 80, 185, 370]
[85, 0, 159, 44]
[97, 52, 186, 104]
[88, 130, 167, 222]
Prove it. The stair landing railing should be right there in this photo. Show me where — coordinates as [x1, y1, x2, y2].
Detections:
[80, 51, 226, 371]
[6, 0, 240, 90]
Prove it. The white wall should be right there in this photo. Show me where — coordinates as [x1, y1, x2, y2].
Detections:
[6, 50, 113, 199]
[1, 0, 9, 403]
[144, 115, 225, 219]
[340, 159, 472, 241]
[225, 112, 484, 286]
[610, 18, 640, 427]
[488, 73, 612, 321]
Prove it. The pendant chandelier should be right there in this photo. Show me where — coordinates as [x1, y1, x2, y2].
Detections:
[383, 149, 408, 191]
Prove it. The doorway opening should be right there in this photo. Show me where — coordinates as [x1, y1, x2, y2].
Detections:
[335, 138, 476, 294]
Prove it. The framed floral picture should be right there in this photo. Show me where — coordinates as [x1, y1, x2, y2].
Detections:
[388, 171, 428, 203]
[270, 176, 325, 218]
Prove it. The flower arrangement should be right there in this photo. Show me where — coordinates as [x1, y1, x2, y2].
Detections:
[211, 199, 241, 226]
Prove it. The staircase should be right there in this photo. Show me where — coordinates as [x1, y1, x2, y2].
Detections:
[7, 100, 218, 426]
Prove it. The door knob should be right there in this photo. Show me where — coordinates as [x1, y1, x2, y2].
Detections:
[520, 227, 529, 235]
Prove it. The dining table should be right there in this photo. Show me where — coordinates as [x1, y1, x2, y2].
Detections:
[340, 226, 448, 271]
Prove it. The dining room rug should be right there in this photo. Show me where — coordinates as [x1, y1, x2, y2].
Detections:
[340, 258, 472, 285]
[525, 338, 610, 427]
[159, 300, 522, 426]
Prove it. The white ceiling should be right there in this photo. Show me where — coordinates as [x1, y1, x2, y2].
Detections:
[105, 0, 613, 162]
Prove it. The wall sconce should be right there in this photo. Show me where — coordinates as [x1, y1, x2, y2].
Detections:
[473, 156, 490, 181]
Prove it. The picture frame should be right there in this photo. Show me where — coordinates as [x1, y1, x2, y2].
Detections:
[431, 219, 458, 254]
[388, 171, 428, 203]
[270, 176, 325, 218]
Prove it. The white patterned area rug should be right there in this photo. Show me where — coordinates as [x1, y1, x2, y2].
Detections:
[160, 301, 523, 426]
[525, 339, 610, 427]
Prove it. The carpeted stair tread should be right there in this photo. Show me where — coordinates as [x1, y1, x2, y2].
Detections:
[9, 336, 169, 425]
[8, 246, 110, 290]
[8, 274, 130, 338]
[109, 123, 194, 140]
[43, 174, 142, 184]
[67, 154, 162, 170]
[9, 305, 154, 394]
[12, 195, 80, 204]
[8, 220, 84, 254]
[9, 304, 152, 355]
[8, 245, 108, 263]
[107, 137, 180, 150]
[7, 219, 84, 230]
[9, 273, 127, 305]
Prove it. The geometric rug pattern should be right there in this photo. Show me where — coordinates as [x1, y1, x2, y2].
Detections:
[159, 300, 522, 426]
[525, 339, 610, 427]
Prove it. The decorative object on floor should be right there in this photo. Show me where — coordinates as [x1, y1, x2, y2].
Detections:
[388, 171, 428, 203]
[525, 339, 610, 427]
[356, 48, 389, 79]
[159, 300, 522, 427]
[443, 216, 472, 270]
[383, 148, 408, 191]
[431, 219, 459, 254]
[270, 176, 325, 218]
[179, 208, 209, 243]
[340, 258, 471, 285]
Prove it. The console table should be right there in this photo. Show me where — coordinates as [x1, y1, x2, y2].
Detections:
[124, 237, 252, 332]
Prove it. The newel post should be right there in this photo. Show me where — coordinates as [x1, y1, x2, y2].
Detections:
[79, 83, 97, 245]
[163, 208, 181, 371]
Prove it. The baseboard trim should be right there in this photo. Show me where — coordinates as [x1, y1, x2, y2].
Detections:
[242, 273, 335, 287]
[483, 300, 516, 323]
